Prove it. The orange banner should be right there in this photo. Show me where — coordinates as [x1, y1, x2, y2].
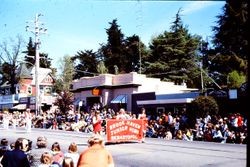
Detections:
[106, 119, 144, 142]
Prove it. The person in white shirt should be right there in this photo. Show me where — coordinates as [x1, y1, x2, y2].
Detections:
[212, 125, 224, 143]
[64, 142, 79, 167]
[3, 111, 10, 130]
[24, 108, 32, 133]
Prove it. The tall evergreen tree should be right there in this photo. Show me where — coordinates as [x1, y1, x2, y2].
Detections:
[98, 19, 148, 74]
[100, 19, 126, 74]
[23, 37, 52, 68]
[147, 9, 202, 87]
[212, 0, 248, 60]
[124, 35, 148, 73]
[71, 49, 99, 79]
[210, 0, 248, 87]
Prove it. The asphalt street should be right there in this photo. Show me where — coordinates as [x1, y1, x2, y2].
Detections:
[0, 127, 247, 167]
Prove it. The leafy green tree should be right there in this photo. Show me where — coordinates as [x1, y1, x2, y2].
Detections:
[207, 53, 247, 87]
[190, 96, 219, 118]
[0, 62, 11, 86]
[57, 55, 75, 92]
[53, 77, 64, 94]
[147, 9, 202, 87]
[22, 37, 52, 68]
[100, 19, 126, 74]
[227, 70, 246, 88]
[70, 20, 148, 77]
[210, 0, 248, 87]
[0, 35, 24, 94]
[23, 37, 35, 67]
[54, 90, 74, 115]
[71, 50, 99, 79]
[124, 35, 148, 73]
[212, 0, 248, 60]
[54, 55, 75, 114]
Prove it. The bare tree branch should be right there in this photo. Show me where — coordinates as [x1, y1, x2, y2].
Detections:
[0, 35, 25, 94]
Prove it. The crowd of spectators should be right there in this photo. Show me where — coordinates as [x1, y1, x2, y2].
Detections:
[0, 103, 247, 145]
[145, 111, 247, 144]
[0, 134, 113, 167]
[0, 103, 247, 167]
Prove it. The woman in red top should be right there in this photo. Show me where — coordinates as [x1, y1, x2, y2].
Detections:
[92, 110, 102, 135]
[138, 108, 148, 142]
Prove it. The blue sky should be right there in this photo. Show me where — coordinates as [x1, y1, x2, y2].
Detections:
[0, 0, 225, 70]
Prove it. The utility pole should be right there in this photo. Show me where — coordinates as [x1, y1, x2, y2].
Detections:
[26, 14, 47, 116]
[200, 62, 204, 94]
[136, 0, 142, 74]
[138, 37, 141, 74]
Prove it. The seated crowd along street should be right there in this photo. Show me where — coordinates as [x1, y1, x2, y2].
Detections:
[0, 103, 248, 144]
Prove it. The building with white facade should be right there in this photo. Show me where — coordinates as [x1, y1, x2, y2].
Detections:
[71, 72, 199, 114]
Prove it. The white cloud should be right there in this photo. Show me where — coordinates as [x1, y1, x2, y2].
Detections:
[182, 1, 222, 15]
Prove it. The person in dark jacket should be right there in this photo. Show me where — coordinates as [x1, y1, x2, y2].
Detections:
[1, 137, 30, 167]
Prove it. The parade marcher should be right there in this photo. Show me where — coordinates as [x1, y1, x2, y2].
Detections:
[138, 108, 148, 142]
[92, 110, 102, 135]
[116, 108, 128, 120]
[77, 134, 114, 167]
[3, 111, 10, 130]
[1, 138, 30, 167]
[25, 108, 32, 133]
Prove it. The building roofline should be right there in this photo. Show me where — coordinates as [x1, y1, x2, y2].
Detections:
[70, 83, 141, 92]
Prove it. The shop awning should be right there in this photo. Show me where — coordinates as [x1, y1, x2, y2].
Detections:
[137, 98, 194, 105]
[111, 95, 127, 104]
[12, 104, 27, 110]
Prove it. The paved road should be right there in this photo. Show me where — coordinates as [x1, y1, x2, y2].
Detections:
[0, 127, 247, 167]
